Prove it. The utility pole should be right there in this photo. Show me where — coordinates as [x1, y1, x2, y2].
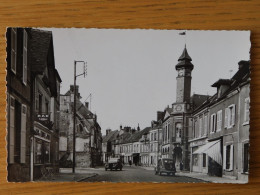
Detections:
[73, 60, 87, 173]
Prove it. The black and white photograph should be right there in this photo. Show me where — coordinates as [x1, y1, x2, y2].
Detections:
[6, 28, 250, 183]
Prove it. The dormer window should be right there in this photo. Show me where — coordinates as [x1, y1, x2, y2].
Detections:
[211, 79, 232, 98]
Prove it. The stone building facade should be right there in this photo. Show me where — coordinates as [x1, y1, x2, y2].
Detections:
[59, 85, 102, 168]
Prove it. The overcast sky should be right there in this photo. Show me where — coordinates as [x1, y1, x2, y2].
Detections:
[43, 28, 250, 135]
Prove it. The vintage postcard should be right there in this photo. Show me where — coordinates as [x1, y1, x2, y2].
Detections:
[6, 28, 250, 183]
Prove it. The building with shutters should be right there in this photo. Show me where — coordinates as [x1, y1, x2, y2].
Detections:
[189, 60, 250, 182]
[160, 46, 210, 172]
[6, 28, 31, 181]
[29, 29, 62, 180]
[6, 28, 62, 181]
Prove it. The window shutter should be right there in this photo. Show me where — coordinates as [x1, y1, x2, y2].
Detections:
[225, 108, 228, 128]
[20, 104, 27, 163]
[9, 96, 15, 164]
[11, 28, 17, 73]
[23, 29, 28, 85]
[218, 110, 222, 131]
[210, 115, 213, 133]
[230, 144, 234, 171]
[223, 145, 226, 170]
[232, 105, 236, 126]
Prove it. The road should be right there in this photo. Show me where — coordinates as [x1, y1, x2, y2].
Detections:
[80, 166, 207, 182]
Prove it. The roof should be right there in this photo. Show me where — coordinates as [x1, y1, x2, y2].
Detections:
[194, 60, 250, 113]
[29, 29, 53, 73]
[178, 45, 192, 61]
[211, 79, 232, 87]
[191, 94, 211, 110]
[29, 28, 58, 97]
[103, 130, 119, 143]
[176, 46, 194, 70]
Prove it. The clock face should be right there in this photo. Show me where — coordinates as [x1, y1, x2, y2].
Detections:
[175, 105, 182, 111]
[178, 70, 184, 76]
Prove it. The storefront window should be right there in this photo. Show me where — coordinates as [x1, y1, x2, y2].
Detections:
[203, 153, 206, 167]
[34, 138, 50, 164]
[193, 154, 198, 166]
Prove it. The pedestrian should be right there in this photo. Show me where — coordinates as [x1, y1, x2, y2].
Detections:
[129, 160, 132, 167]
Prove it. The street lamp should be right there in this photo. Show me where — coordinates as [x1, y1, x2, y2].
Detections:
[73, 60, 87, 173]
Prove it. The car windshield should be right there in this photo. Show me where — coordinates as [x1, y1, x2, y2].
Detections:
[163, 159, 174, 164]
[108, 158, 120, 163]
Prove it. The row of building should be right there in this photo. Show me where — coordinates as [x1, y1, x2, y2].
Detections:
[6, 28, 102, 181]
[102, 46, 250, 182]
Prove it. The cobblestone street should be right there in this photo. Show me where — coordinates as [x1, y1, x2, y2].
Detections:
[79, 166, 207, 183]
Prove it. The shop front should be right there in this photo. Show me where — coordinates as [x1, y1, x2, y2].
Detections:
[190, 138, 207, 173]
[193, 139, 222, 177]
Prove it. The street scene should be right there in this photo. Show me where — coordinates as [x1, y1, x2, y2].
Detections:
[6, 28, 250, 183]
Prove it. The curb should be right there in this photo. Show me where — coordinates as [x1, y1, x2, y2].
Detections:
[77, 173, 98, 182]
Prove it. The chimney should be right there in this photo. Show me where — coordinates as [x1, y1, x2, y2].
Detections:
[157, 111, 164, 121]
[85, 102, 89, 109]
[106, 129, 111, 135]
[238, 60, 250, 70]
[70, 85, 80, 98]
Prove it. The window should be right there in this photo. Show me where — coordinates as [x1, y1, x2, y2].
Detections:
[23, 29, 28, 85]
[210, 114, 216, 133]
[204, 115, 208, 135]
[45, 99, 49, 113]
[199, 117, 203, 136]
[243, 143, 249, 173]
[20, 104, 27, 163]
[203, 153, 207, 167]
[154, 132, 157, 141]
[224, 144, 233, 171]
[9, 96, 15, 163]
[216, 110, 222, 131]
[39, 93, 43, 113]
[167, 123, 170, 141]
[11, 28, 17, 73]
[14, 100, 21, 163]
[244, 98, 250, 124]
[193, 154, 198, 166]
[225, 104, 236, 128]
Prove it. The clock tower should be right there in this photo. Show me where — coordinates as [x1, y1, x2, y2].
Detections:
[173, 45, 194, 113]
[175, 45, 194, 103]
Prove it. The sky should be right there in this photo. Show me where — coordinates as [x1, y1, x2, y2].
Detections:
[43, 28, 250, 135]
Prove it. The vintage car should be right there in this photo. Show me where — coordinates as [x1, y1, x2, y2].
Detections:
[155, 158, 176, 176]
[105, 158, 123, 171]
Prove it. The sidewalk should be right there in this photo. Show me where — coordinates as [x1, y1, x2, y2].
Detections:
[37, 168, 98, 182]
[176, 171, 247, 184]
[140, 166, 155, 171]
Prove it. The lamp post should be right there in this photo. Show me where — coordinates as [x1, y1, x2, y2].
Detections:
[73, 60, 87, 173]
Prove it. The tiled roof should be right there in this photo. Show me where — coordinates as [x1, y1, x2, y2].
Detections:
[29, 29, 52, 73]
[103, 130, 119, 143]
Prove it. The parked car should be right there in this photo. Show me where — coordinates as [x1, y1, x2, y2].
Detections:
[155, 158, 176, 176]
[105, 158, 123, 171]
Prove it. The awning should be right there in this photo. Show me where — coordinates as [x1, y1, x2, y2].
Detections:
[193, 140, 222, 165]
